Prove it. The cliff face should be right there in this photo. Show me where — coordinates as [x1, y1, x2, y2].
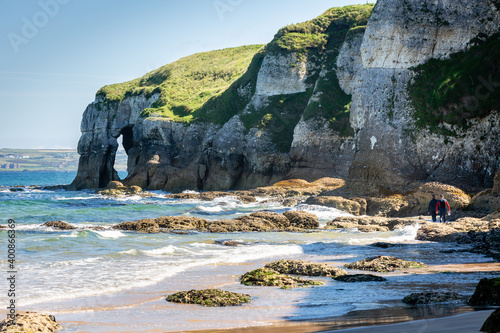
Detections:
[72, 1, 500, 194]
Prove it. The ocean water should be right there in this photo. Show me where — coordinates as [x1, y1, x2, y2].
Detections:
[0, 172, 497, 332]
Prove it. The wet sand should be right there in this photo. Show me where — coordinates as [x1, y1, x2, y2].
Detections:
[189, 306, 494, 333]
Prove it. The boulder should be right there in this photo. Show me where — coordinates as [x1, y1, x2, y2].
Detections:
[344, 256, 428, 273]
[481, 308, 500, 333]
[403, 182, 471, 216]
[468, 278, 500, 306]
[283, 211, 319, 229]
[113, 220, 159, 233]
[249, 211, 290, 228]
[166, 289, 250, 307]
[265, 259, 347, 277]
[365, 195, 410, 217]
[326, 216, 417, 232]
[470, 189, 500, 214]
[334, 274, 387, 282]
[402, 292, 464, 305]
[154, 216, 208, 230]
[240, 268, 324, 289]
[98, 184, 145, 196]
[0, 312, 62, 332]
[105, 181, 124, 189]
[306, 196, 365, 215]
[42, 221, 77, 230]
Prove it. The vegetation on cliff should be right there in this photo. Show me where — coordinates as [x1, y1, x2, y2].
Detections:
[97, 45, 264, 122]
[94, 4, 374, 152]
[409, 32, 500, 136]
[239, 4, 374, 151]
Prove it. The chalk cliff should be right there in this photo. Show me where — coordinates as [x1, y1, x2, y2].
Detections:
[72, 1, 500, 194]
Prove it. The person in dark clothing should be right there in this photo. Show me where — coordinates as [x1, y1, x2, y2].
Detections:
[436, 194, 451, 223]
[427, 194, 439, 222]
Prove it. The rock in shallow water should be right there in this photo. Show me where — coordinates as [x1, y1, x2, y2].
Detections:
[166, 289, 251, 307]
[334, 274, 387, 282]
[344, 256, 428, 272]
[0, 312, 62, 332]
[265, 259, 347, 277]
[468, 278, 500, 306]
[42, 221, 76, 230]
[402, 292, 465, 305]
[240, 268, 324, 288]
[481, 308, 500, 333]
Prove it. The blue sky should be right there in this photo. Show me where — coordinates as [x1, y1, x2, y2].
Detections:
[0, 0, 368, 149]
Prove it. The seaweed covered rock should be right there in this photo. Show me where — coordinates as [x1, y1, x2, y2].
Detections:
[240, 268, 324, 288]
[283, 211, 319, 229]
[481, 308, 500, 333]
[0, 312, 62, 332]
[265, 259, 347, 277]
[166, 289, 250, 307]
[402, 292, 464, 305]
[469, 278, 500, 306]
[344, 256, 428, 272]
[42, 221, 77, 230]
[155, 216, 208, 230]
[326, 216, 417, 232]
[334, 274, 387, 282]
[114, 220, 159, 233]
[99, 182, 145, 196]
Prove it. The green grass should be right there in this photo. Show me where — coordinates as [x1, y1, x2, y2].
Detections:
[97, 45, 264, 122]
[268, 4, 374, 55]
[409, 32, 500, 136]
[95, 4, 375, 151]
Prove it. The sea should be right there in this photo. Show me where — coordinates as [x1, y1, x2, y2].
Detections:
[0, 171, 498, 332]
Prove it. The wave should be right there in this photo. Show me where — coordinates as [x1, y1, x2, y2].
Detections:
[196, 205, 224, 213]
[141, 245, 176, 256]
[90, 229, 126, 239]
[291, 204, 353, 223]
[345, 224, 420, 245]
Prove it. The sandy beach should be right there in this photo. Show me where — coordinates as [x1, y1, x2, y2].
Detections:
[190, 309, 495, 333]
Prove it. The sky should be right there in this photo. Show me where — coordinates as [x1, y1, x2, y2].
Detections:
[0, 0, 368, 149]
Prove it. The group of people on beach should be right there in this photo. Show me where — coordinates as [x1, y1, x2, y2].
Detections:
[427, 194, 451, 223]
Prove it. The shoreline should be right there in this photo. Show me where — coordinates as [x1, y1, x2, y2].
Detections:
[12, 260, 500, 332]
[186, 307, 496, 333]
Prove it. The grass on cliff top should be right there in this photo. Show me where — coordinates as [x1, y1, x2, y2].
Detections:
[409, 32, 500, 136]
[268, 4, 374, 54]
[96, 45, 264, 122]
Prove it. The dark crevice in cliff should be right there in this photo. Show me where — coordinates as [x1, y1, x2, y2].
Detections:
[120, 126, 134, 155]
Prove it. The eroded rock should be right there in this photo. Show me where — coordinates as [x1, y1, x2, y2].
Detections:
[0, 312, 62, 332]
[334, 274, 387, 282]
[283, 211, 319, 229]
[402, 292, 464, 305]
[265, 259, 347, 277]
[240, 268, 323, 288]
[166, 289, 251, 307]
[481, 308, 500, 333]
[344, 256, 428, 272]
[42, 221, 77, 230]
[468, 278, 500, 306]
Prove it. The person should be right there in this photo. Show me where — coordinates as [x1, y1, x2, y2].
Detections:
[436, 194, 451, 223]
[427, 194, 439, 222]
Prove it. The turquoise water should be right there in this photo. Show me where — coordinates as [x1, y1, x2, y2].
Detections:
[0, 172, 497, 331]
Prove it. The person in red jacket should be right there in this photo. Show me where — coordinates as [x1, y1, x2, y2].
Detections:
[436, 194, 451, 223]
